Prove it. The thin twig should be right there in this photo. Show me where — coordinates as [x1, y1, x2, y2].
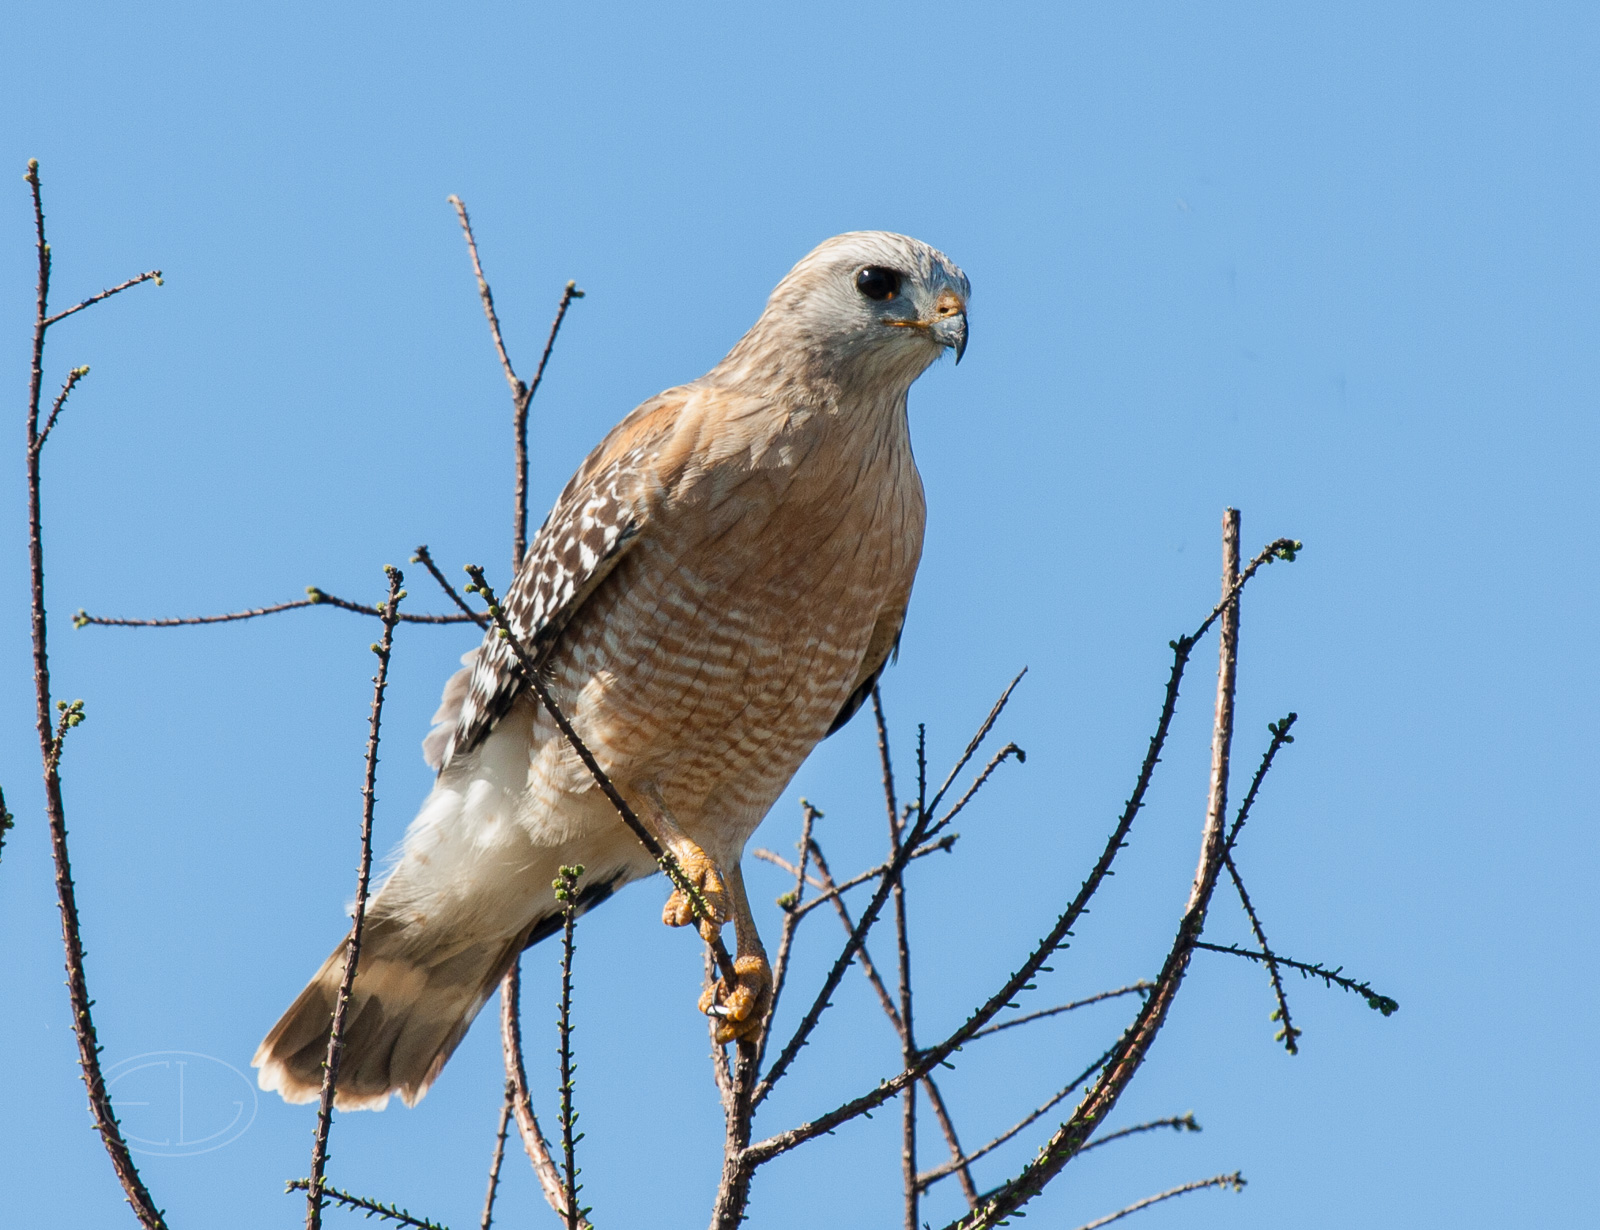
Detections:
[43, 270, 163, 328]
[753, 833, 959, 921]
[925, 742, 1025, 839]
[514, 282, 582, 566]
[1071, 1172, 1245, 1230]
[306, 566, 403, 1230]
[940, 509, 1247, 1229]
[1224, 713, 1298, 855]
[925, 671, 1026, 818]
[917, 1046, 1116, 1190]
[479, 1081, 514, 1230]
[1077, 1113, 1200, 1155]
[751, 679, 1026, 1112]
[1217, 715, 1302, 1047]
[554, 866, 587, 1230]
[415, 545, 489, 627]
[448, 195, 582, 568]
[500, 962, 586, 1225]
[875, 691, 922, 1230]
[24, 157, 169, 1230]
[741, 527, 1295, 1165]
[1223, 854, 1300, 1052]
[448, 196, 522, 405]
[464, 567, 737, 982]
[0, 785, 13, 864]
[75, 585, 476, 628]
[969, 983, 1155, 1041]
[810, 839, 980, 1207]
[287, 1180, 448, 1230]
[759, 798, 820, 1073]
[34, 364, 87, 451]
[1193, 942, 1399, 1015]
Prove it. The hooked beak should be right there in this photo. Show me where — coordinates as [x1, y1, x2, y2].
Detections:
[932, 309, 968, 364]
[930, 287, 968, 364]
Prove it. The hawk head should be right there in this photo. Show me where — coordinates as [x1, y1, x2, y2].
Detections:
[723, 231, 969, 393]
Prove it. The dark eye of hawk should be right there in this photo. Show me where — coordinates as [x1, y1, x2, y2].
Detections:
[855, 266, 903, 301]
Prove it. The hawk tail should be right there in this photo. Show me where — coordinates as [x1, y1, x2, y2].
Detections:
[252, 922, 524, 1111]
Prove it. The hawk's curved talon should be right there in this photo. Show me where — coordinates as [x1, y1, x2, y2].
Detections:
[700, 953, 773, 1044]
[661, 847, 729, 932]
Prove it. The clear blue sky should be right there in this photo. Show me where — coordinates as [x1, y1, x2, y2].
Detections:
[3, 4, 1595, 1227]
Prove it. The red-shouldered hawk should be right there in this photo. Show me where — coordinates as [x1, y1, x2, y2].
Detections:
[256, 231, 969, 1109]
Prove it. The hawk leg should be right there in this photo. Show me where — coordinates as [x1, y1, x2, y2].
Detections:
[635, 783, 729, 936]
[632, 784, 770, 1042]
[699, 861, 772, 1045]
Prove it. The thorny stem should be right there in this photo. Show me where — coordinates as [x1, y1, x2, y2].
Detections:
[740, 526, 1293, 1171]
[0, 785, 13, 864]
[1077, 1113, 1201, 1156]
[555, 866, 586, 1230]
[751, 677, 1026, 1111]
[515, 282, 583, 567]
[35, 364, 87, 452]
[875, 692, 923, 1230]
[1223, 854, 1300, 1052]
[447, 194, 583, 569]
[286, 1180, 448, 1230]
[809, 840, 980, 1208]
[940, 509, 1247, 1230]
[479, 1081, 514, 1230]
[753, 833, 960, 921]
[24, 157, 169, 1230]
[77, 586, 475, 628]
[500, 962, 586, 1225]
[306, 566, 403, 1230]
[1071, 1171, 1245, 1230]
[415, 544, 490, 627]
[969, 983, 1154, 1041]
[1220, 714, 1301, 1050]
[917, 1045, 1116, 1191]
[757, 798, 820, 1075]
[464, 567, 738, 984]
[1192, 942, 1399, 1015]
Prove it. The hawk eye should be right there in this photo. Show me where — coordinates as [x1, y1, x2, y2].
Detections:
[855, 266, 902, 302]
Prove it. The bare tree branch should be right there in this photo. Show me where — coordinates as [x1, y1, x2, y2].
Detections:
[34, 364, 88, 452]
[1192, 942, 1399, 1015]
[752, 832, 959, 921]
[77, 584, 476, 628]
[1077, 1113, 1200, 1156]
[287, 1180, 448, 1230]
[810, 830, 983, 1208]
[415, 544, 489, 627]
[917, 1046, 1115, 1191]
[1070, 1171, 1245, 1230]
[306, 566, 404, 1230]
[0, 784, 13, 865]
[24, 157, 169, 1230]
[500, 962, 586, 1225]
[740, 525, 1288, 1167]
[752, 677, 1026, 1111]
[448, 195, 522, 405]
[757, 799, 821, 1074]
[447, 195, 583, 568]
[514, 282, 582, 566]
[43, 270, 163, 328]
[478, 1081, 514, 1230]
[969, 983, 1155, 1042]
[938, 509, 1248, 1229]
[554, 866, 589, 1230]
